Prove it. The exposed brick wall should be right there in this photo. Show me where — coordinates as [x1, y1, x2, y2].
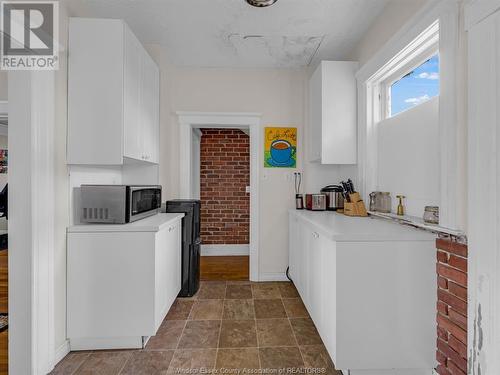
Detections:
[200, 129, 249, 245]
[436, 238, 468, 375]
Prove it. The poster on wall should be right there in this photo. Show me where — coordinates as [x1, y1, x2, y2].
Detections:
[264, 127, 297, 168]
[0, 150, 7, 174]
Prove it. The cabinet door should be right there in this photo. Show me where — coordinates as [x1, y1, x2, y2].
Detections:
[308, 66, 322, 162]
[149, 63, 160, 163]
[288, 215, 299, 284]
[320, 237, 337, 361]
[309, 228, 323, 331]
[123, 27, 143, 161]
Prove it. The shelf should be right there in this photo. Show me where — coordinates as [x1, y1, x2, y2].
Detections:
[367, 211, 466, 241]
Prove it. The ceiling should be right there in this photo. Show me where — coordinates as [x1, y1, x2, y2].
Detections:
[67, 0, 390, 68]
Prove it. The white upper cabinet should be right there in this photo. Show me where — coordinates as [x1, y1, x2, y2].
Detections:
[68, 18, 159, 165]
[308, 61, 358, 164]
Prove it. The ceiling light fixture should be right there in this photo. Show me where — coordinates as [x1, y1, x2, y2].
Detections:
[245, 0, 278, 8]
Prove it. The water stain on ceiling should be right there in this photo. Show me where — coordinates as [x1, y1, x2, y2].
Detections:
[67, 0, 390, 68]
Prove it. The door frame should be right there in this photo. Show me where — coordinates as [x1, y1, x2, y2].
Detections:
[8, 71, 56, 374]
[177, 112, 261, 281]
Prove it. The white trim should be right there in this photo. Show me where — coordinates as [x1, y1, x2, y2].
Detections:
[70, 337, 143, 351]
[178, 112, 261, 281]
[258, 272, 289, 282]
[201, 244, 250, 256]
[53, 340, 70, 367]
[465, 0, 500, 30]
[9, 71, 56, 374]
[357, 0, 463, 231]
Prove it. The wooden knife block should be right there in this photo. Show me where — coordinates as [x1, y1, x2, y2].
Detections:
[344, 192, 368, 217]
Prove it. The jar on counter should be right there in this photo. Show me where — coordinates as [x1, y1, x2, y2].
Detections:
[378, 192, 392, 213]
[423, 206, 439, 224]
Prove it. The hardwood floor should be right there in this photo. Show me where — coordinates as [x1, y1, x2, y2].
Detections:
[200, 256, 249, 281]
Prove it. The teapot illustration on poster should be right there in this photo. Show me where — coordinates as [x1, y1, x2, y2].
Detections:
[264, 127, 297, 168]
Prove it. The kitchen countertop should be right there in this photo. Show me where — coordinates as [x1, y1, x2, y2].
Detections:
[289, 209, 436, 242]
[68, 213, 184, 233]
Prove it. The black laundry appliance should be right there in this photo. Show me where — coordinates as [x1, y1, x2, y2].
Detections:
[166, 199, 201, 297]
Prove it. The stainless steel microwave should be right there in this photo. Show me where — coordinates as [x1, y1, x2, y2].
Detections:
[80, 185, 162, 224]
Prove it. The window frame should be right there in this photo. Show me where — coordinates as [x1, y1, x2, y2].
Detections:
[381, 47, 439, 119]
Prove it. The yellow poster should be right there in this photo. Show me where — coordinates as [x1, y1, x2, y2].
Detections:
[264, 127, 297, 168]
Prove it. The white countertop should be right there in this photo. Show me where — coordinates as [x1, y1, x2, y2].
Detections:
[289, 209, 436, 242]
[68, 213, 184, 233]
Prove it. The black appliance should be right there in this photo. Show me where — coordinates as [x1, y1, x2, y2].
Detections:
[166, 200, 201, 297]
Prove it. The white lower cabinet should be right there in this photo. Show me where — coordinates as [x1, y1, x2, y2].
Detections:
[288, 210, 436, 375]
[67, 214, 182, 350]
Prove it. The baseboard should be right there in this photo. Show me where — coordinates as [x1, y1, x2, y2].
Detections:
[258, 272, 289, 282]
[53, 339, 70, 367]
[201, 244, 249, 256]
[69, 336, 143, 351]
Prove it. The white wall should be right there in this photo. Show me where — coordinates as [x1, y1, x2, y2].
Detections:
[0, 72, 7, 100]
[347, 0, 428, 66]
[377, 97, 440, 217]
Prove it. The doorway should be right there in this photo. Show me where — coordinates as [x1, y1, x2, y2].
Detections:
[178, 112, 260, 281]
[197, 128, 250, 280]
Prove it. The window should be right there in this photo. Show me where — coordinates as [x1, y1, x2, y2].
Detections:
[388, 55, 440, 117]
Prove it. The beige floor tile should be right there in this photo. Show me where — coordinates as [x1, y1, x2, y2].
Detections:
[259, 347, 304, 370]
[283, 298, 309, 318]
[166, 300, 195, 320]
[219, 320, 258, 348]
[167, 349, 217, 373]
[189, 300, 224, 320]
[120, 350, 174, 375]
[215, 348, 260, 371]
[278, 283, 299, 298]
[225, 284, 253, 299]
[254, 299, 287, 319]
[300, 345, 342, 375]
[251, 284, 281, 299]
[197, 282, 227, 299]
[74, 351, 132, 375]
[178, 320, 221, 349]
[256, 319, 296, 347]
[290, 318, 322, 345]
[146, 320, 186, 350]
[49, 352, 90, 375]
[223, 299, 255, 320]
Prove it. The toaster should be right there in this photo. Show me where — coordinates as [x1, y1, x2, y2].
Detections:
[305, 194, 327, 211]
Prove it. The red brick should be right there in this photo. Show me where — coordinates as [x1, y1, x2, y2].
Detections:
[438, 276, 449, 289]
[437, 339, 467, 372]
[448, 359, 467, 374]
[437, 314, 467, 344]
[438, 326, 449, 341]
[449, 309, 467, 330]
[448, 334, 467, 359]
[448, 255, 467, 272]
[438, 251, 449, 263]
[437, 350, 447, 365]
[436, 364, 452, 375]
[438, 290, 467, 315]
[437, 264, 467, 287]
[437, 301, 448, 315]
[448, 282, 467, 301]
[200, 129, 249, 245]
[436, 238, 468, 257]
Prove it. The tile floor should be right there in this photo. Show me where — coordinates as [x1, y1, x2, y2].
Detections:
[51, 281, 342, 375]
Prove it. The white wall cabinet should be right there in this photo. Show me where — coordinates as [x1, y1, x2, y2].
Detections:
[289, 210, 435, 374]
[308, 61, 358, 164]
[68, 18, 159, 165]
[67, 214, 182, 350]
